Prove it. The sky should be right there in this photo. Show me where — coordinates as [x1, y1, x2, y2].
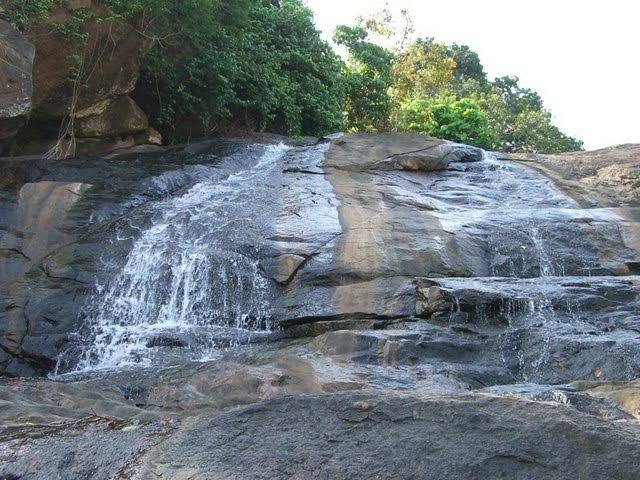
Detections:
[305, 0, 640, 150]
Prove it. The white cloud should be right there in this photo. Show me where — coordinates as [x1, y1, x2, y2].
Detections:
[305, 0, 640, 150]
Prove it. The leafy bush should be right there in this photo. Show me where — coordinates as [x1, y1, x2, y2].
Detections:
[398, 97, 498, 149]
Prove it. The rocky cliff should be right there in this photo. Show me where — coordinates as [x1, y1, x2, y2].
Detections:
[0, 133, 639, 478]
[0, 18, 34, 152]
[0, 2, 160, 157]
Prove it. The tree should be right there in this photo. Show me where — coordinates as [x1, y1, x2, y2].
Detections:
[511, 109, 583, 153]
[476, 76, 583, 152]
[334, 10, 583, 153]
[136, 0, 345, 140]
[449, 43, 487, 85]
[391, 38, 457, 103]
[333, 25, 394, 131]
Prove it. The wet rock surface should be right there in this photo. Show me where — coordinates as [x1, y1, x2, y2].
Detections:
[1, 132, 639, 478]
[137, 393, 640, 480]
[0, 138, 290, 375]
[500, 144, 640, 208]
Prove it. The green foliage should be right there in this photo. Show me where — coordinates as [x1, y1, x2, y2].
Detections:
[5, 0, 144, 31]
[335, 10, 583, 153]
[511, 109, 583, 153]
[333, 25, 394, 81]
[137, 0, 345, 140]
[340, 72, 391, 132]
[448, 43, 487, 85]
[475, 76, 583, 152]
[7, 0, 345, 141]
[5, 0, 61, 31]
[333, 25, 393, 132]
[398, 97, 498, 149]
[391, 38, 457, 102]
[8, 3, 583, 152]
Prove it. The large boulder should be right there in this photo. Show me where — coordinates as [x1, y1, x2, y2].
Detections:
[324, 132, 482, 172]
[72, 96, 148, 138]
[27, 1, 149, 117]
[6, 0, 157, 156]
[0, 19, 34, 154]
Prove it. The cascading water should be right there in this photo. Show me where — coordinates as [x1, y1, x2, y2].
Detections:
[57, 139, 638, 386]
[479, 151, 577, 278]
[67, 144, 291, 372]
[425, 150, 639, 382]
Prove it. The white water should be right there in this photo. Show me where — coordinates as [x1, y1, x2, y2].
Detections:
[423, 152, 640, 381]
[69, 144, 290, 372]
[58, 143, 638, 383]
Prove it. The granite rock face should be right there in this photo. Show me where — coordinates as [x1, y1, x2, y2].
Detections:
[136, 393, 640, 480]
[2, 389, 640, 480]
[5, 0, 157, 156]
[0, 19, 35, 154]
[28, 1, 149, 118]
[0, 139, 266, 375]
[500, 144, 640, 208]
[0, 133, 639, 478]
[1, 133, 639, 378]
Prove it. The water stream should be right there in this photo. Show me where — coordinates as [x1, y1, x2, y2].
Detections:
[428, 152, 639, 382]
[59, 143, 639, 385]
[68, 144, 290, 372]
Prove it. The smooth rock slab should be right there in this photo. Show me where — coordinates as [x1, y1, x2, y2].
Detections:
[0, 419, 170, 480]
[501, 144, 640, 209]
[139, 392, 640, 480]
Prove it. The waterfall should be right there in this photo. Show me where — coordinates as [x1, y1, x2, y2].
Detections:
[55, 139, 638, 385]
[68, 144, 290, 372]
[437, 151, 639, 382]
